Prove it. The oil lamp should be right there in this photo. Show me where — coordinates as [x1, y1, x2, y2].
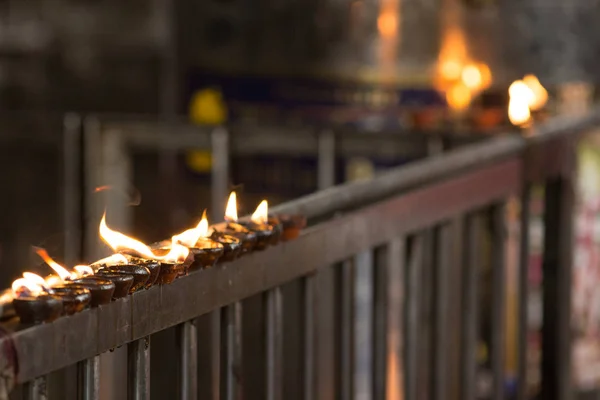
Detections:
[11, 274, 62, 324]
[47, 284, 91, 315]
[69, 277, 115, 306]
[237, 200, 277, 250]
[211, 191, 258, 254]
[35, 248, 115, 306]
[99, 213, 187, 287]
[208, 230, 242, 262]
[96, 265, 150, 294]
[169, 210, 224, 269]
[275, 214, 306, 241]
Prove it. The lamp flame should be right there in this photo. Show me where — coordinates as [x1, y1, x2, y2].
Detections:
[34, 247, 75, 281]
[161, 241, 190, 263]
[91, 254, 128, 267]
[45, 275, 62, 287]
[12, 272, 46, 297]
[74, 265, 94, 277]
[251, 200, 268, 224]
[225, 192, 238, 222]
[173, 210, 209, 247]
[23, 272, 46, 287]
[99, 213, 156, 259]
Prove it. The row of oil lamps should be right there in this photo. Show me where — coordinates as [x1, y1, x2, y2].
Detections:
[1, 192, 305, 325]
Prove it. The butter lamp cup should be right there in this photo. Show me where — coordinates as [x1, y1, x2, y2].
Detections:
[96, 265, 150, 294]
[209, 232, 242, 262]
[71, 278, 116, 306]
[189, 245, 224, 270]
[151, 245, 193, 278]
[13, 294, 63, 324]
[80, 274, 133, 299]
[118, 256, 162, 289]
[266, 217, 283, 245]
[276, 214, 306, 241]
[156, 262, 185, 285]
[213, 222, 258, 255]
[237, 221, 275, 250]
[49, 285, 92, 315]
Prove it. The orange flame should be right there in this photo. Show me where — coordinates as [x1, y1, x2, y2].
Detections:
[91, 253, 128, 267]
[34, 247, 75, 281]
[45, 275, 62, 287]
[12, 272, 46, 296]
[23, 272, 47, 287]
[161, 241, 190, 263]
[173, 210, 209, 247]
[225, 192, 238, 222]
[446, 83, 472, 112]
[251, 200, 268, 224]
[99, 213, 156, 259]
[74, 265, 94, 277]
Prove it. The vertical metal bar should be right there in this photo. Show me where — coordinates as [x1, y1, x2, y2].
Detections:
[461, 214, 482, 399]
[418, 231, 434, 399]
[354, 251, 374, 400]
[303, 276, 316, 400]
[82, 116, 102, 261]
[491, 204, 507, 400]
[211, 127, 229, 400]
[78, 356, 100, 400]
[221, 303, 242, 400]
[211, 127, 229, 222]
[405, 235, 424, 400]
[128, 337, 151, 400]
[541, 175, 574, 400]
[446, 219, 464, 400]
[311, 127, 335, 400]
[373, 247, 389, 400]
[265, 288, 284, 400]
[317, 129, 336, 190]
[378, 237, 405, 400]
[63, 113, 82, 266]
[338, 260, 354, 399]
[432, 224, 452, 400]
[24, 377, 47, 400]
[210, 311, 221, 400]
[179, 320, 198, 400]
[516, 186, 531, 400]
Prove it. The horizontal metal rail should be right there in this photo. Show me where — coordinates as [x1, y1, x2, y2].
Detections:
[273, 108, 600, 218]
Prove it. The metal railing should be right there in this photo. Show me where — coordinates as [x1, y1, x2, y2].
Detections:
[3, 108, 599, 400]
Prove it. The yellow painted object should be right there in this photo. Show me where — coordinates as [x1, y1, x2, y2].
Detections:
[189, 88, 228, 125]
[187, 88, 228, 172]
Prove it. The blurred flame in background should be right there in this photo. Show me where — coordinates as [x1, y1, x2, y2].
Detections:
[508, 75, 548, 126]
[435, 13, 492, 111]
[376, 0, 400, 83]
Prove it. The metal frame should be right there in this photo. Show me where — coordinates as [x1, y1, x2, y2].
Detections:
[6, 108, 600, 399]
